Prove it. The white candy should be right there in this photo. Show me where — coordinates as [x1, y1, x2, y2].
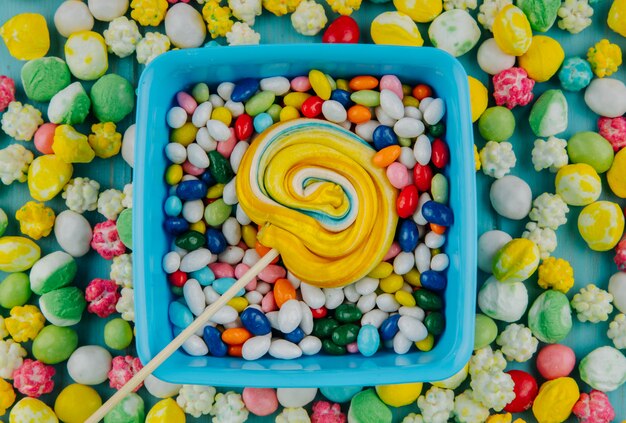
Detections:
[88, 0, 128, 21]
[144, 375, 181, 398]
[300, 283, 325, 309]
[338, 119, 351, 130]
[218, 246, 244, 265]
[355, 120, 380, 142]
[162, 251, 181, 274]
[324, 288, 344, 310]
[236, 205, 252, 226]
[425, 232, 446, 249]
[277, 388, 317, 408]
[355, 277, 378, 295]
[393, 332, 412, 354]
[243, 249, 260, 267]
[242, 335, 271, 360]
[203, 286, 220, 304]
[54, 210, 92, 257]
[584, 78, 626, 118]
[404, 106, 422, 120]
[413, 134, 432, 165]
[182, 199, 203, 223]
[609, 272, 626, 314]
[245, 291, 263, 305]
[164, 3, 206, 49]
[167, 106, 188, 129]
[183, 279, 205, 316]
[399, 146, 417, 169]
[287, 272, 301, 289]
[424, 98, 445, 125]
[187, 143, 210, 169]
[195, 128, 217, 152]
[380, 89, 404, 120]
[222, 179, 238, 205]
[209, 305, 238, 324]
[260, 76, 291, 96]
[224, 100, 244, 118]
[415, 243, 431, 273]
[67, 345, 111, 385]
[165, 142, 186, 164]
[477, 230, 512, 273]
[299, 336, 322, 355]
[399, 306, 425, 321]
[398, 315, 428, 342]
[413, 192, 432, 225]
[209, 94, 224, 108]
[217, 82, 235, 102]
[431, 253, 449, 272]
[182, 335, 209, 356]
[490, 175, 532, 220]
[279, 300, 302, 333]
[269, 339, 302, 359]
[230, 141, 249, 173]
[206, 119, 231, 141]
[299, 302, 314, 335]
[122, 124, 135, 167]
[266, 311, 280, 330]
[361, 309, 388, 328]
[376, 293, 400, 312]
[394, 117, 425, 138]
[477, 38, 516, 75]
[478, 276, 528, 322]
[222, 217, 241, 245]
[393, 251, 414, 275]
[180, 248, 212, 272]
[192, 102, 213, 128]
[344, 284, 360, 303]
[322, 100, 347, 123]
[419, 97, 433, 113]
[357, 292, 376, 314]
[55, 0, 95, 37]
[375, 106, 397, 126]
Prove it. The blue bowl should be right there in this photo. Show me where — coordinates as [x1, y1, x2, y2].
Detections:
[134, 44, 476, 387]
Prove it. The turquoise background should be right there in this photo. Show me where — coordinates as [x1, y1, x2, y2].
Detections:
[1, 0, 625, 421]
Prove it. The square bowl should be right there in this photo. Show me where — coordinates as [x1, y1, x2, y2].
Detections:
[133, 44, 476, 387]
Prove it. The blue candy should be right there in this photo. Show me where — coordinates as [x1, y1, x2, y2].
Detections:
[397, 219, 419, 252]
[203, 326, 227, 357]
[330, 89, 352, 109]
[176, 180, 208, 201]
[190, 267, 215, 286]
[558, 57, 593, 92]
[372, 125, 398, 151]
[200, 170, 216, 187]
[357, 324, 380, 357]
[254, 112, 273, 133]
[206, 228, 227, 254]
[164, 217, 189, 236]
[231, 78, 260, 102]
[421, 270, 447, 291]
[169, 301, 193, 328]
[241, 307, 271, 335]
[213, 277, 245, 296]
[319, 386, 363, 403]
[164, 195, 182, 217]
[379, 314, 400, 341]
[284, 327, 305, 343]
[421, 201, 454, 226]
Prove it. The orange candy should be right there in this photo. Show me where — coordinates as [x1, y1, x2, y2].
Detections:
[430, 223, 447, 234]
[274, 278, 297, 307]
[347, 105, 372, 123]
[373, 145, 402, 168]
[228, 345, 243, 357]
[255, 241, 280, 264]
[412, 84, 432, 100]
[349, 76, 379, 91]
[222, 328, 252, 345]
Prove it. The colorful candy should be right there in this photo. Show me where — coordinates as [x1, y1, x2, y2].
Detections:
[528, 290, 573, 343]
[529, 90, 568, 137]
[370, 12, 424, 46]
[427, 10, 480, 57]
[492, 67, 535, 109]
[578, 200, 625, 251]
[555, 163, 602, 206]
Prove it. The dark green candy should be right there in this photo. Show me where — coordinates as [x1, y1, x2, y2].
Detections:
[425, 312, 445, 336]
[334, 304, 362, 323]
[332, 324, 360, 346]
[208, 151, 234, 183]
[313, 318, 339, 338]
[413, 289, 442, 311]
[428, 122, 445, 137]
[175, 231, 205, 251]
[171, 286, 184, 296]
[323, 339, 347, 355]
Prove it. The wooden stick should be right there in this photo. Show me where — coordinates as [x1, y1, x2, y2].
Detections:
[86, 248, 280, 423]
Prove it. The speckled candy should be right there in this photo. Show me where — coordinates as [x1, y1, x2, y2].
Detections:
[104, 393, 145, 423]
[555, 163, 602, 206]
[578, 201, 625, 251]
[492, 5, 532, 56]
[567, 131, 614, 174]
[559, 57, 593, 92]
[516, 0, 560, 32]
[528, 290, 573, 343]
[64, 31, 108, 80]
[370, 12, 424, 47]
[492, 238, 540, 283]
[0, 236, 41, 272]
[529, 89, 568, 137]
[428, 10, 480, 57]
[28, 154, 73, 202]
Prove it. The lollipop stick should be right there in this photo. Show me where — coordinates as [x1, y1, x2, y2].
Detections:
[86, 248, 280, 423]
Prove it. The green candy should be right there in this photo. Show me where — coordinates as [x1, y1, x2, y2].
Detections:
[322, 339, 347, 355]
[0, 207, 8, 237]
[116, 208, 132, 249]
[332, 324, 360, 346]
[398, 137, 412, 147]
[203, 199, 232, 227]
[0, 273, 32, 309]
[90, 74, 135, 123]
[428, 122, 445, 137]
[567, 131, 615, 173]
[175, 231, 205, 251]
[348, 389, 392, 423]
[579, 346, 626, 392]
[21, 57, 71, 102]
[104, 318, 134, 350]
[48, 82, 91, 125]
[529, 89, 568, 137]
[313, 317, 339, 338]
[171, 286, 184, 297]
[425, 312, 445, 336]
[478, 106, 515, 142]
[191, 83, 210, 104]
[413, 289, 442, 311]
[29, 252, 77, 295]
[244, 91, 275, 116]
[431, 173, 449, 204]
[39, 286, 87, 327]
[517, 0, 560, 32]
[334, 304, 362, 323]
[104, 393, 145, 423]
[350, 90, 380, 107]
[474, 314, 498, 350]
[208, 150, 234, 183]
[32, 325, 78, 364]
[528, 290, 572, 343]
[267, 104, 282, 122]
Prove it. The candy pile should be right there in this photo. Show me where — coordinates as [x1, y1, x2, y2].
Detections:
[163, 74, 452, 359]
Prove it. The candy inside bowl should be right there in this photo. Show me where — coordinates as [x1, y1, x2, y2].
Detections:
[134, 44, 476, 387]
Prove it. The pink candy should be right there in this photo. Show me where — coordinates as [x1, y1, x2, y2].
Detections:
[91, 220, 126, 260]
[242, 387, 279, 416]
[386, 162, 410, 189]
[383, 242, 401, 261]
[235, 263, 257, 290]
[598, 117, 626, 152]
[380, 75, 403, 99]
[311, 400, 346, 423]
[615, 235, 626, 271]
[346, 342, 359, 353]
[572, 390, 615, 423]
[291, 76, 312, 92]
[209, 262, 235, 278]
[536, 344, 576, 380]
[85, 278, 121, 318]
[217, 128, 237, 158]
[492, 67, 535, 109]
[108, 356, 143, 391]
[0, 75, 15, 112]
[177, 91, 197, 114]
[182, 161, 204, 176]
[33, 123, 57, 154]
[12, 359, 55, 398]
[261, 291, 277, 312]
[258, 264, 286, 283]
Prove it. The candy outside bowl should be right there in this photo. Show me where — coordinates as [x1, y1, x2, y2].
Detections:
[133, 44, 476, 387]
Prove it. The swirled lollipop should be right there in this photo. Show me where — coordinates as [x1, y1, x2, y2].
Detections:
[236, 118, 398, 288]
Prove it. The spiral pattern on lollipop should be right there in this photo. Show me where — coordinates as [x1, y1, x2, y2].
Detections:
[236, 118, 398, 288]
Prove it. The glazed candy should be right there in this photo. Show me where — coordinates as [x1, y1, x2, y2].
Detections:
[90, 74, 135, 123]
[478, 277, 528, 322]
[536, 344, 576, 380]
[13, 359, 55, 397]
[532, 136, 568, 172]
[104, 392, 145, 423]
[236, 119, 397, 288]
[0, 377, 16, 415]
[558, 0, 593, 34]
[89, 0, 130, 21]
[598, 116, 626, 152]
[608, 147, 626, 198]
[9, 398, 58, 423]
[529, 90, 568, 138]
[528, 290, 573, 343]
[0, 144, 33, 185]
[29, 251, 77, 295]
[608, 0, 626, 37]
[492, 238, 540, 283]
[67, 345, 112, 385]
[1, 101, 43, 142]
[537, 257, 574, 293]
[555, 163, 602, 206]
[0, 236, 41, 273]
[532, 377, 579, 422]
[109, 355, 143, 391]
[55, 385, 103, 423]
[39, 286, 87, 327]
[15, 201, 55, 240]
[28, 154, 73, 202]
[516, 0, 559, 31]
[85, 278, 121, 318]
[519, 36, 564, 83]
[145, 398, 186, 423]
[490, 175, 532, 220]
[32, 325, 78, 364]
[572, 390, 615, 423]
[5, 304, 45, 342]
[393, 0, 442, 22]
[467, 76, 488, 122]
[0, 273, 31, 309]
[571, 284, 614, 323]
[587, 39, 622, 78]
[492, 5, 532, 56]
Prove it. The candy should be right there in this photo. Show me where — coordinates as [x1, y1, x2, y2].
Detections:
[537, 257, 574, 293]
[54, 384, 102, 423]
[474, 314, 498, 349]
[88, 0, 129, 21]
[65, 31, 108, 80]
[467, 76, 488, 122]
[47, 82, 91, 126]
[536, 344, 576, 380]
[291, 0, 327, 36]
[0, 144, 33, 186]
[479, 141, 516, 178]
[532, 136, 568, 173]
[490, 175, 532, 220]
[492, 67, 534, 109]
[28, 154, 73, 202]
[428, 10, 481, 57]
[21, 57, 71, 102]
[572, 390, 615, 423]
[104, 393, 145, 423]
[130, 0, 168, 26]
[163, 3, 206, 49]
[608, 0, 626, 37]
[555, 163, 601, 206]
[1, 101, 43, 142]
[92, 219, 126, 259]
[13, 359, 55, 397]
[86, 278, 121, 318]
[67, 345, 112, 385]
[32, 324, 78, 365]
[519, 36, 564, 85]
[0, 377, 16, 415]
[579, 346, 626, 392]
[478, 106, 515, 142]
[528, 89, 568, 139]
[29, 251, 77, 295]
[477, 231, 513, 273]
[571, 283, 613, 323]
[598, 116, 626, 152]
[476, 38, 515, 75]
[0, 273, 31, 309]
[348, 389, 392, 423]
[0, 13, 50, 60]
[370, 12, 424, 46]
[568, 131, 615, 174]
[176, 385, 216, 417]
[376, 383, 423, 407]
[578, 201, 624, 251]
[109, 355, 143, 391]
[528, 290, 573, 343]
[0, 237, 41, 273]
[516, 0, 559, 31]
[532, 377, 579, 422]
[52, 124, 95, 164]
[9, 398, 57, 423]
[587, 39, 622, 78]
[90, 74, 135, 123]
[145, 398, 186, 423]
[584, 78, 626, 118]
[558, 0, 593, 33]
[0, 75, 15, 112]
[14, 201, 54, 240]
[492, 5, 532, 56]
[325, 0, 362, 15]
[417, 386, 454, 421]
[5, 304, 44, 343]
[608, 148, 626, 198]
[323, 15, 359, 43]
[136, 32, 171, 64]
[393, 0, 442, 22]
[202, 0, 234, 37]
[54, 0, 95, 38]
[559, 57, 593, 92]
[478, 277, 528, 322]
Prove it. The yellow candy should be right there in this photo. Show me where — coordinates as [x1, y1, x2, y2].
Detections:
[608, 0, 626, 37]
[518, 35, 565, 82]
[15, 201, 55, 240]
[242, 225, 258, 248]
[5, 305, 45, 342]
[212, 107, 232, 126]
[492, 5, 532, 56]
[395, 290, 416, 307]
[262, 0, 302, 16]
[537, 257, 574, 293]
[54, 384, 101, 423]
[89, 122, 122, 159]
[145, 398, 185, 423]
[0, 14, 50, 60]
[555, 163, 602, 206]
[28, 155, 73, 202]
[375, 382, 423, 407]
[279, 106, 300, 121]
[206, 183, 225, 199]
[468, 76, 488, 123]
[578, 201, 625, 251]
[587, 39, 622, 78]
[532, 377, 579, 423]
[326, 0, 362, 15]
[0, 378, 16, 415]
[608, 147, 626, 198]
[165, 164, 183, 185]
[170, 122, 198, 146]
[403, 268, 421, 286]
[402, 96, 419, 107]
[432, 362, 469, 389]
[9, 397, 58, 423]
[487, 414, 526, 423]
[65, 31, 108, 81]
[371, 12, 424, 47]
[131, 0, 169, 26]
[393, 0, 442, 22]
[0, 236, 41, 272]
[189, 220, 206, 234]
[368, 262, 394, 279]
[228, 297, 249, 312]
[309, 69, 332, 100]
[415, 333, 434, 351]
[474, 144, 481, 171]
[52, 125, 95, 164]
[492, 238, 540, 283]
[283, 92, 310, 109]
[336, 79, 349, 91]
[380, 273, 403, 293]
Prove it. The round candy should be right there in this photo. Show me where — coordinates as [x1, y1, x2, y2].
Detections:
[428, 10, 480, 57]
[68, 345, 112, 385]
[0, 13, 50, 60]
[88, 0, 129, 21]
[608, 147, 626, 198]
[555, 163, 602, 206]
[492, 238, 540, 283]
[518, 35, 564, 82]
[323, 16, 360, 43]
[55, 384, 102, 423]
[478, 276, 528, 322]
[578, 201, 625, 251]
[0, 236, 41, 273]
[504, 370, 538, 413]
[116, 208, 132, 248]
[567, 131, 614, 174]
[370, 12, 424, 47]
[242, 388, 278, 416]
[375, 383, 423, 407]
[0, 207, 7, 237]
[40, 286, 86, 326]
[32, 325, 78, 364]
[468, 76, 488, 123]
[474, 313, 498, 349]
[536, 344, 576, 380]
[516, 0, 559, 32]
[584, 78, 626, 118]
[529, 89, 568, 137]
[609, 272, 626, 314]
[532, 377, 579, 422]
[528, 290, 572, 343]
[104, 318, 134, 350]
[393, 0, 442, 22]
[30, 251, 77, 295]
[90, 73, 135, 123]
[478, 106, 515, 142]
[21, 57, 71, 102]
[54, 210, 92, 257]
[54, 0, 95, 37]
[104, 393, 145, 423]
[10, 398, 58, 423]
[477, 38, 515, 75]
[145, 398, 185, 423]
[0, 272, 31, 309]
[559, 57, 593, 92]
[431, 363, 469, 389]
[492, 5, 532, 56]
[144, 375, 182, 398]
[348, 389, 392, 423]
[489, 175, 532, 220]
[164, 3, 206, 49]
[579, 346, 626, 392]
[477, 230, 512, 273]
[608, 0, 626, 37]
[28, 154, 74, 202]
[65, 31, 108, 80]
[320, 386, 363, 403]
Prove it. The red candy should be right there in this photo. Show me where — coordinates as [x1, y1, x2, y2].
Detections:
[413, 163, 433, 192]
[504, 369, 538, 413]
[396, 184, 418, 218]
[108, 356, 143, 391]
[12, 359, 55, 398]
[431, 139, 449, 168]
[0, 75, 15, 112]
[322, 16, 360, 44]
[235, 114, 253, 140]
[311, 306, 327, 318]
[311, 400, 346, 423]
[168, 270, 188, 287]
[572, 390, 615, 423]
[91, 220, 126, 260]
[598, 116, 626, 152]
[302, 96, 324, 118]
[615, 234, 626, 271]
[85, 278, 121, 318]
[492, 67, 535, 109]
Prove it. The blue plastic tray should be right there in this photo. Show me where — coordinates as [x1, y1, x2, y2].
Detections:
[133, 44, 476, 387]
